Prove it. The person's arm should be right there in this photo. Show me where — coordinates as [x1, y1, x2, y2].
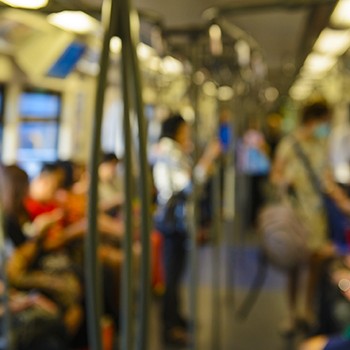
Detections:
[42, 214, 124, 251]
[270, 151, 287, 186]
[298, 336, 329, 350]
[42, 218, 87, 251]
[97, 213, 124, 239]
[24, 208, 64, 238]
[194, 139, 222, 184]
[270, 137, 292, 189]
[324, 177, 350, 215]
[99, 193, 124, 213]
[7, 241, 62, 292]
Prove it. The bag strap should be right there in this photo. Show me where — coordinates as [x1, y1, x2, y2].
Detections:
[290, 136, 323, 196]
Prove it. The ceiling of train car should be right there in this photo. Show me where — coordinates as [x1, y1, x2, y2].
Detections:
[133, 0, 336, 98]
[66, 0, 338, 99]
[0, 0, 338, 101]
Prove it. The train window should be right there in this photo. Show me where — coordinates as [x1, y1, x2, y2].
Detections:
[19, 92, 60, 118]
[17, 90, 61, 177]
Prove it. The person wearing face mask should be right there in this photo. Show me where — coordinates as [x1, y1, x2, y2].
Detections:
[271, 100, 334, 335]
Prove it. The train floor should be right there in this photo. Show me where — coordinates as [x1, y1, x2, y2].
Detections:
[146, 227, 306, 350]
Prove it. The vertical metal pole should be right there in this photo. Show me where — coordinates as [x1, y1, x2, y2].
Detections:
[189, 40, 201, 350]
[119, 21, 135, 350]
[211, 163, 222, 350]
[120, 3, 152, 349]
[118, 0, 152, 348]
[225, 98, 237, 310]
[85, 1, 117, 349]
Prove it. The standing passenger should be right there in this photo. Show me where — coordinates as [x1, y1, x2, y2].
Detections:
[152, 114, 221, 346]
[271, 101, 334, 334]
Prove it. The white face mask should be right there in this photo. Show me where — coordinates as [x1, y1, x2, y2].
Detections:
[313, 122, 331, 139]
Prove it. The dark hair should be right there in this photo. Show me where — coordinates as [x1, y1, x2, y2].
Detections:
[0, 165, 29, 219]
[301, 101, 330, 125]
[56, 160, 75, 189]
[160, 114, 186, 140]
[40, 162, 62, 174]
[101, 153, 119, 164]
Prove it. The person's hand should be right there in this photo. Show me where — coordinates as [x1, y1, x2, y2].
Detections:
[332, 269, 350, 301]
[203, 139, 222, 162]
[195, 139, 223, 182]
[317, 242, 337, 259]
[44, 274, 81, 299]
[33, 208, 64, 236]
[29, 293, 59, 314]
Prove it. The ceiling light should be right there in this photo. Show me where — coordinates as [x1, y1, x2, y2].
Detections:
[110, 36, 121, 53]
[314, 28, 350, 56]
[293, 78, 315, 90]
[48, 11, 99, 34]
[264, 87, 279, 102]
[162, 56, 183, 75]
[235, 40, 250, 67]
[330, 0, 350, 27]
[289, 84, 312, 101]
[181, 105, 195, 122]
[193, 71, 206, 85]
[137, 43, 155, 61]
[209, 24, 222, 41]
[203, 81, 217, 97]
[289, 77, 314, 100]
[299, 68, 324, 80]
[303, 53, 336, 74]
[0, 0, 48, 8]
[218, 86, 234, 101]
[209, 24, 223, 56]
[148, 56, 162, 71]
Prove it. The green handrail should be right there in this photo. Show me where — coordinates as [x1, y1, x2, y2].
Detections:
[211, 162, 222, 350]
[85, 1, 117, 349]
[117, 0, 152, 348]
[119, 25, 135, 350]
[119, 2, 152, 349]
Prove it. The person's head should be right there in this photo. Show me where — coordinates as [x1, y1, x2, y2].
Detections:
[160, 114, 192, 153]
[0, 164, 29, 217]
[267, 113, 282, 131]
[300, 101, 331, 138]
[29, 163, 63, 202]
[98, 153, 119, 182]
[56, 160, 75, 190]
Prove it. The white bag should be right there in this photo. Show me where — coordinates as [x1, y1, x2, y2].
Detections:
[258, 203, 310, 270]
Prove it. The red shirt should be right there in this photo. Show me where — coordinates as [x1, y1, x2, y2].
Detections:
[24, 197, 58, 221]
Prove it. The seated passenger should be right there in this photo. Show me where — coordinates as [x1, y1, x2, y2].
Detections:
[0, 164, 63, 250]
[0, 280, 69, 350]
[98, 153, 124, 216]
[6, 232, 83, 339]
[24, 163, 62, 221]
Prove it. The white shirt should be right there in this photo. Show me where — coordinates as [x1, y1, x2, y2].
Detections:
[152, 138, 192, 205]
